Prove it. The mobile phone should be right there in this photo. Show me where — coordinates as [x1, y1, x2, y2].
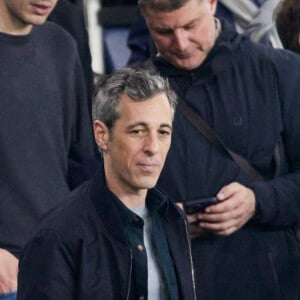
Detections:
[183, 197, 218, 214]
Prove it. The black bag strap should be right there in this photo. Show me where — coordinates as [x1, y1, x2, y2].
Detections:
[177, 100, 263, 182]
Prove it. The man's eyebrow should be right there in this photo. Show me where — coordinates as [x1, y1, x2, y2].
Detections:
[126, 122, 172, 130]
[160, 123, 172, 130]
[184, 19, 197, 27]
[152, 25, 172, 31]
[126, 122, 147, 130]
[152, 18, 197, 31]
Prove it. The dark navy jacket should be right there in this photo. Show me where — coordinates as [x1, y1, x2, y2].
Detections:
[151, 21, 300, 300]
[17, 169, 196, 300]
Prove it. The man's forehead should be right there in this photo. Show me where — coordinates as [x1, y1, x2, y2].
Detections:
[119, 93, 170, 107]
[145, 0, 204, 29]
[149, 16, 198, 31]
[116, 95, 173, 125]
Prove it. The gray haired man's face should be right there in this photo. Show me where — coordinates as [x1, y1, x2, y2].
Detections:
[94, 92, 173, 195]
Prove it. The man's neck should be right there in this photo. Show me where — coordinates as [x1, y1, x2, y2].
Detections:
[0, 22, 33, 35]
[105, 176, 148, 209]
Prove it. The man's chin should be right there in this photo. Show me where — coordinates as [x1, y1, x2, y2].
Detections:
[27, 15, 51, 26]
[137, 178, 159, 190]
[164, 54, 204, 70]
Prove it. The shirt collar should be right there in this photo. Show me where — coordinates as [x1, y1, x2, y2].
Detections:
[113, 187, 169, 227]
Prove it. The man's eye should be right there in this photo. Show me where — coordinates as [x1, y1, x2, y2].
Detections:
[159, 130, 171, 136]
[131, 129, 145, 135]
[184, 25, 193, 31]
[156, 29, 172, 36]
[184, 22, 195, 31]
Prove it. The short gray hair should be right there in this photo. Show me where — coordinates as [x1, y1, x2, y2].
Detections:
[138, 0, 199, 14]
[92, 68, 177, 129]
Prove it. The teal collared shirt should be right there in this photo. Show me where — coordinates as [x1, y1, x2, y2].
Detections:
[111, 188, 179, 300]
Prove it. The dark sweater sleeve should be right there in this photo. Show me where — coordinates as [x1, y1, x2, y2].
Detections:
[250, 50, 300, 228]
[67, 49, 99, 189]
[17, 230, 76, 300]
[72, 53, 94, 152]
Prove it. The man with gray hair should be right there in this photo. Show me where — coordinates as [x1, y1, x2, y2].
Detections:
[17, 68, 196, 300]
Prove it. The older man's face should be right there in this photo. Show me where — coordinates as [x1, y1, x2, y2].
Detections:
[145, 0, 217, 70]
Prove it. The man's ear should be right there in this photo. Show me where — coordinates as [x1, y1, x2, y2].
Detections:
[208, 0, 217, 14]
[93, 120, 110, 152]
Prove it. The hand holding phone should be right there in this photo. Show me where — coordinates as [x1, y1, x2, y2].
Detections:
[183, 197, 217, 214]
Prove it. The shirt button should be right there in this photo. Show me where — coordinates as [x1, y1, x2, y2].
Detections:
[137, 244, 144, 251]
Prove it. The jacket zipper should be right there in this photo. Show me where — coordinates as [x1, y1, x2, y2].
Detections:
[184, 219, 197, 300]
[126, 249, 133, 300]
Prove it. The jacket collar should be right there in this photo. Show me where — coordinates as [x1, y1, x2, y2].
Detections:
[88, 165, 178, 244]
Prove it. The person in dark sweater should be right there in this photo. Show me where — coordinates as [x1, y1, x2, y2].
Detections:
[17, 68, 196, 300]
[0, 0, 95, 299]
[136, 0, 300, 299]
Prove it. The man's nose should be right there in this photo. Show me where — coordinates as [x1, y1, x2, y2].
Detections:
[174, 29, 189, 51]
[143, 132, 159, 155]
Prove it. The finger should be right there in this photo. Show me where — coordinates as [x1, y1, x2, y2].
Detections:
[217, 182, 241, 201]
[200, 204, 244, 223]
[204, 198, 239, 214]
[186, 212, 200, 224]
[175, 202, 184, 210]
[215, 226, 239, 236]
[199, 218, 239, 232]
